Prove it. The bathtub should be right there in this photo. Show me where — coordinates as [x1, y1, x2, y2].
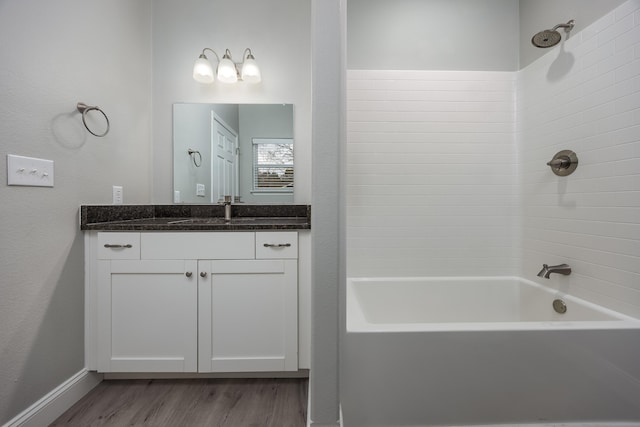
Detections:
[342, 277, 640, 427]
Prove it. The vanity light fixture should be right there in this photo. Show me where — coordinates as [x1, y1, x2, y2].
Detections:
[193, 48, 261, 84]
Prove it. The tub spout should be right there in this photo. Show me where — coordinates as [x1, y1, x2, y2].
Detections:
[537, 263, 571, 279]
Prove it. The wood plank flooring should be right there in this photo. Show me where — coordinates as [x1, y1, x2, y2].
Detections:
[50, 378, 308, 427]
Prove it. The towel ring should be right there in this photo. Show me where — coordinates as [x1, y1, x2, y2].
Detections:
[188, 148, 202, 167]
[77, 102, 110, 137]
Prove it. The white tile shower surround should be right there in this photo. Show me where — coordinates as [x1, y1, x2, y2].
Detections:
[347, 70, 518, 278]
[347, 0, 640, 319]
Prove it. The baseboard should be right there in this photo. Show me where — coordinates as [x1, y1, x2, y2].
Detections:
[104, 369, 309, 380]
[3, 369, 102, 427]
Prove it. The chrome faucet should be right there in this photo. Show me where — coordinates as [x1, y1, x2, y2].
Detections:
[537, 263, 571, 279]
[221, 195, 232, 222]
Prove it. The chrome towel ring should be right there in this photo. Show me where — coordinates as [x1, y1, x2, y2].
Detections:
[77, 102, 110, 137]
[188, 148, 202, 167]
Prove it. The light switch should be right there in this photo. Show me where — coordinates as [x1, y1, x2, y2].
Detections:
[7, 155, 54, 187]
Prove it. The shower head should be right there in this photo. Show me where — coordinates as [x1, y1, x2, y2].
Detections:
[532, 29, 562, 48]
[531, 20, 575, 48]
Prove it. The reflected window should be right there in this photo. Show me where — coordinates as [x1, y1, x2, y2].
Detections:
[252, 138, 294, 192]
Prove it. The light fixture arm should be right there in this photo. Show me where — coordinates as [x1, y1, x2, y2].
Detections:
[200, 47, 220, 62]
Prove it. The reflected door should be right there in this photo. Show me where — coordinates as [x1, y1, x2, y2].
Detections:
[211, 113, 238, 203]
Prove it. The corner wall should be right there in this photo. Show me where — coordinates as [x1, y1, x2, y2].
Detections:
[0, 0, 152, 424]
[519, 0, 627, 68]
[518, 0, 640, 318]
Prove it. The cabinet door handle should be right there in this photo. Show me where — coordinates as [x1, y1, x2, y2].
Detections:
[104, 244, 133, 248]
[263, 243, 292, 248]
[185, 272, 193, 277]
[200, 271, 207, 278]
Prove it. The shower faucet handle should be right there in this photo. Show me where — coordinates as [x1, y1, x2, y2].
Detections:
[546, 150, 578, 176]
[546, 158, 569, 168]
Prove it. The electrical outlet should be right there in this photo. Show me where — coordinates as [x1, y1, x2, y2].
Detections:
[112, 186, 123, 204]
[196, 183, 205, 197]
[174, 190, 181, 203]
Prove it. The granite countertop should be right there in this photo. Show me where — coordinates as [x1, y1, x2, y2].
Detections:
[80, 204, 311, 231]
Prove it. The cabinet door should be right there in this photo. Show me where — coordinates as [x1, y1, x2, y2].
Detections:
[97, 260, 198, 372]
[198, 260, 298, 372]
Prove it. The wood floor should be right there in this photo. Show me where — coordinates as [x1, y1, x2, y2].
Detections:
[50, 378, 308, 427]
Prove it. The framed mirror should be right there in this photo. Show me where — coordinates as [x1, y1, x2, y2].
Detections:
[173, 103, 294, 204]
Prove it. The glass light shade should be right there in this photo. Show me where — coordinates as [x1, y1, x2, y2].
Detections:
[193, 56, 214, 83]
[217, 56, 238, 83]
[241, 57, 261, 83]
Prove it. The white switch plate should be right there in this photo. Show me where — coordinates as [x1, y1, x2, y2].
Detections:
[112, 186, 123, 204]
[196, 183, 205, 197]
[7, 154, 54, 187]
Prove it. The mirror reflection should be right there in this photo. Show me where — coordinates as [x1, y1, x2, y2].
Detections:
[173, 103, 294, 204]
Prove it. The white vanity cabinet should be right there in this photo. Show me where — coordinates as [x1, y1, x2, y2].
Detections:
[86, 231, 298, 374]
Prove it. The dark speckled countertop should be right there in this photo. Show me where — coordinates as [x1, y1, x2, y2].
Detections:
[80, 204, 311, 231]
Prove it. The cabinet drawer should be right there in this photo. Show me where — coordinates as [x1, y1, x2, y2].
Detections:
[140, 232, 255, 260]
[97, 233, 140, 259]
[255, 232, 298, 259]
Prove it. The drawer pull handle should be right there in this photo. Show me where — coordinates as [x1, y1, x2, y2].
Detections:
[263, 243, 292, 248]
[185, 272, 193, 277]
[200, 271, 207, 278]
[103, 244, 133, 249]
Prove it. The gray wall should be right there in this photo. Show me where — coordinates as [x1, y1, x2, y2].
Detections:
[519, 0, 626, 68]
[348, 0, 520, 71]
[348, 0, 626, 71]
[0, 0, 152, 424]
[238, 104, 294, 204]
[173, 104, 219, 203]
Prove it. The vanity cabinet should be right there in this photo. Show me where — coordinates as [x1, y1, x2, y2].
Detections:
[87, 231, 298, 374]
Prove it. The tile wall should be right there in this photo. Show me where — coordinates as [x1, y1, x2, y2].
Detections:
[347, 70, 518, 277]
[519, 0, 640, 318]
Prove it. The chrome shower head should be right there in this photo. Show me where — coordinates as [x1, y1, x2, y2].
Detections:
[531, 20, 575, 48]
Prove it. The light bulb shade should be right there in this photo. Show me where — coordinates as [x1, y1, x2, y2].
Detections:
[217, 56, 238, 83]
[193, 55, 214, 83]
[241, 57, 261, 83]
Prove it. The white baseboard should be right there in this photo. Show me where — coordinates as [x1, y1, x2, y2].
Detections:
[3, 369, 102, 427]
[104, 369, 309, 380]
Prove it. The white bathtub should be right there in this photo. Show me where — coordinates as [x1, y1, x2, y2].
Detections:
[342, 277, 640, 427]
